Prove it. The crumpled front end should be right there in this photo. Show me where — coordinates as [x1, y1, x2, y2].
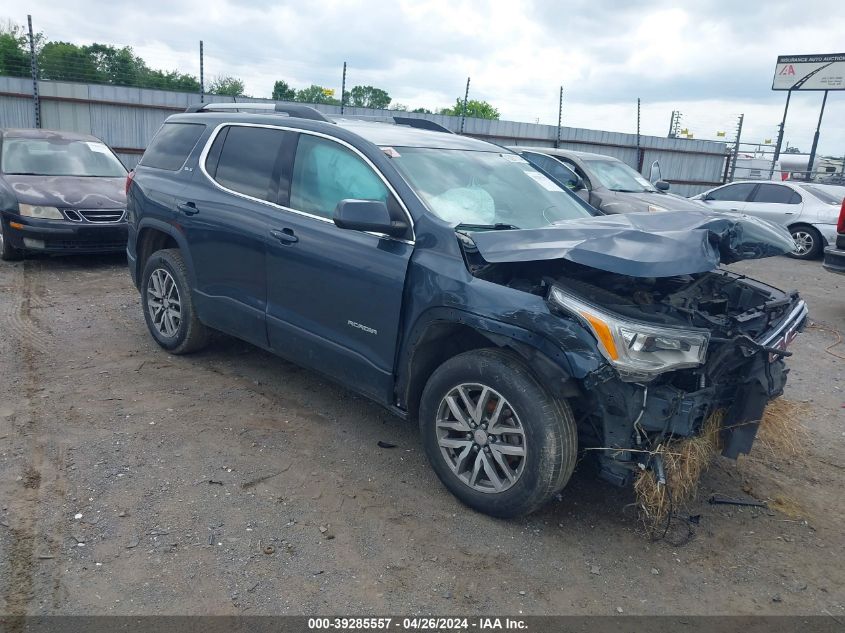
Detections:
[552, 271, 808, 486]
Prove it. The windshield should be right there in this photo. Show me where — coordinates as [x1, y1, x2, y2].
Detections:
[388, 148, 592, 229]
[801, 184, 845, 205]
[1, 138, 127, 177]
[584, 158, 656, 193]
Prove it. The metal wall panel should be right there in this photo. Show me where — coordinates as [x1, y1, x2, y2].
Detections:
[1, 76, 728, 195]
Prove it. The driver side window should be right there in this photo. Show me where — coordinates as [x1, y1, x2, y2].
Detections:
[290, 134, 389, 219]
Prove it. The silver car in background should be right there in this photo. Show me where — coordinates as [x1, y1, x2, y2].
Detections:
[692, 181, 845, 260]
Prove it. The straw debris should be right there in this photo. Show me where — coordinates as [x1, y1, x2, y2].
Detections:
[635, 410, 724, 535]
[756, 398, 807, 458]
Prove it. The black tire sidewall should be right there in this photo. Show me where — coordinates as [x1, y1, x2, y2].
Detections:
[788, 226, 822, 260]
[419, 350, 574, 518]
[141, 251, 192, 351]
[0, 222, 22, 261]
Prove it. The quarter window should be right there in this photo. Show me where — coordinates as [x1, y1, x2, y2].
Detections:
[141, 123, 205, 171]
[212, 126, 286, 202]
[290, 134, 388, 219]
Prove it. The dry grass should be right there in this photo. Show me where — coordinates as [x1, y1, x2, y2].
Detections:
[635, 410, 724, 535]
[755, 397, 807, 458]
[634, 398, 806, 535]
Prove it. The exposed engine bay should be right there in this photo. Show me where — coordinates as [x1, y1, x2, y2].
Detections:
[465, 253, 807, 487]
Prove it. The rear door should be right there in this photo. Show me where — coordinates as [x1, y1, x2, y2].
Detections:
[700, 182, 756, 214]
[743, 183, 803, 226]
[265, 132, 413, 402]
[177, 123, 290, 348]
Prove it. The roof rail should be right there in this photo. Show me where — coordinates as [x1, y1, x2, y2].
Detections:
[392, 116, 453, 134]
[184, 102, 331, 122]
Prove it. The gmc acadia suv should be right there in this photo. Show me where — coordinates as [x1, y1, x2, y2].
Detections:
[126, 103, 807, 517]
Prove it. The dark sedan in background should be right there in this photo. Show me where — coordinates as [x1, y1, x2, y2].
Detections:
[510, 147, 708, 215]
[0, 128, 127, 260]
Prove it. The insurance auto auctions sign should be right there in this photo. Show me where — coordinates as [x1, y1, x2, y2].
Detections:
[772, 54, 845, 90]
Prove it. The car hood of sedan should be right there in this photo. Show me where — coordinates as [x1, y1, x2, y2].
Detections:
[600, 189, 707, 213]
[466, 210, 796, 277]
[3, 174, 125, 209]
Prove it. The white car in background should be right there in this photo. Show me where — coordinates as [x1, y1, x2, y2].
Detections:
[692, 181, 845, 260]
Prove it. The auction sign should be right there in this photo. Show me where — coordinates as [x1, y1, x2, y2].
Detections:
[772, 53, 845, 90]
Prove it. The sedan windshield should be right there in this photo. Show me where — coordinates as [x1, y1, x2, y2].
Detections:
[1, 138, 126, 177]
[388, 148, 592, 229]
[584, 158, 657, 193]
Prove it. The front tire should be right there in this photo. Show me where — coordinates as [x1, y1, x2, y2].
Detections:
[788, 225, 823, 260]
[419, 349, 577, 518]
[141, 249, 209, 354]
[0, 221, 23, 261]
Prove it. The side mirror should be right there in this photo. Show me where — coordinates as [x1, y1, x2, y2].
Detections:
[655, 180, 670, 191]
[333, 199, 408, 237]
[649, 160, 663, 184]
[571, 177, 586, 191]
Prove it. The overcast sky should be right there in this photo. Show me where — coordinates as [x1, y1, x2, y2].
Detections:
[12, 0, 845, 157]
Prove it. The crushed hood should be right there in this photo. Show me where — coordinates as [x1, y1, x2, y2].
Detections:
[466, 210, 796, 277]
[3, 175, 125, 209]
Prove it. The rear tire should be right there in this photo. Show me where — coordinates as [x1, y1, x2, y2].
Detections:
[419, 348, 577, 518]
[788, 225, 823, 260]
[0, 221, 23, 261]
[141, 249, 209, 354]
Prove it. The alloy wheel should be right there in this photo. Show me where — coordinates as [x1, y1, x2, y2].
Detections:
[792, 230, 814, 256]
[147, 268, 182, 338]
[435, 383, 527, 493]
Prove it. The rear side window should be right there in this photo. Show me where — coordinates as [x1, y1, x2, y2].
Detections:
[140, 123, 205, 170]
[290, 134, 388, 219]
[212, 126, 286, 202]
[707, 183, 756, 202]
[522, 152, 580, 188]
[752, 184, 801, 204]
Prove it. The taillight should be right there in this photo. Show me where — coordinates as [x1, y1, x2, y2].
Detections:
[125, 170, 135, 195]
[837, 199, 845, 234]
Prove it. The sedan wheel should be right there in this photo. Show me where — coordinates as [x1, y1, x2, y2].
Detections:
[788, 226, 822, 260]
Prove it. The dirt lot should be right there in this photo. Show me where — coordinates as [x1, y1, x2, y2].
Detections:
[0, 253, 844, 617]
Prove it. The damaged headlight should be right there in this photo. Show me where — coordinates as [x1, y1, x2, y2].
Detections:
[18, 204, 63, 220]
[548, 286, 709, 381]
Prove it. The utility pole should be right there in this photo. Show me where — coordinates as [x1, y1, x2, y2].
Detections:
[554, 86, 563, 148]
[806, 90, 829, 182]
[636, 98, 643, 171]
[769, 89, 792, 179]
[728, 113, 744, 181]
[199, 41, 204, 103]
[460, 77, 470, 134]
[340, 61, 347, 114]
[27, 14, 40, 128]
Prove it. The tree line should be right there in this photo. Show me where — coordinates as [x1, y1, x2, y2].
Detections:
[0, 21, 499, 118]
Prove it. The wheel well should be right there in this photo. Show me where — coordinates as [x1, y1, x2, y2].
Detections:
[402, 323, 492, 421]
[136, 228, 179, 278]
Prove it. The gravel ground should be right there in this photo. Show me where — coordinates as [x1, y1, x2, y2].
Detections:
[0, 253, 843, 617]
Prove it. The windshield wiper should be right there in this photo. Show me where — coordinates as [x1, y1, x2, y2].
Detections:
[608, 188, 646, 193]
[455, 223, 520, 231]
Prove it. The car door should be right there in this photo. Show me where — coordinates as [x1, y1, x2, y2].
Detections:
[177, 124, 290, 348]
[700, 182, 756, 214]
[265, 132, 414, 403]
[742, 183, 803, 226]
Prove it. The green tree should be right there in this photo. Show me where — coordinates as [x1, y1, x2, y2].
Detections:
[0, 22, 29, 77]
[38, 41, 101, 82]
[411, 107, 432, 114]
[272, 80, 296, 101]
[295, 84, 340, 105]
[208, 75, 245, 96]
[348, 85, 391, 109]
[440, 98, 500, 120]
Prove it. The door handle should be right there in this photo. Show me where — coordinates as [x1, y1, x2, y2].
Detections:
[270, 228, 299, 244]
[177, 202, 199, 216]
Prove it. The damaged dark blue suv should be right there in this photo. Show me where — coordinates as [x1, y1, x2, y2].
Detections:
[126, 103, 807, 518]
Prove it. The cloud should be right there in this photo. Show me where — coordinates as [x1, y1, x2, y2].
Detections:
[10, 0, 845, 155]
